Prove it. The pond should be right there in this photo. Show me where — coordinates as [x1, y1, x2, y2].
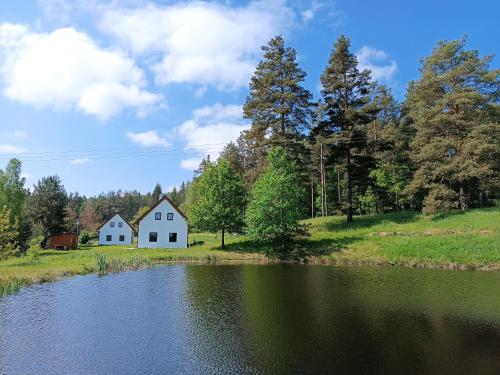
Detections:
[1, 265, 500, 374]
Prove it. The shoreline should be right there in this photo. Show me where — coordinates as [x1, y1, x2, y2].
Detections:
[2, 254, 500, 298]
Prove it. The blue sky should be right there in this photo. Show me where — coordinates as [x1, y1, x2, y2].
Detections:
[0, 0, 498, 196]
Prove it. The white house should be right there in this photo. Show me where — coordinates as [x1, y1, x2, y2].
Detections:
[137, 196, 188, 249]
[98, 213, 134, 245]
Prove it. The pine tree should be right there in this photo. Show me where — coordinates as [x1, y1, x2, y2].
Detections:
[27, 176, 67, 241]
[368, 86, 414, 212]
[195, 155, 212, 177]
[243, 35, 312, 163]
[405, 37, 499, 212]
[150, 183, 162, 206]
[220, 141, 245, 177]
[320, 35, 379, 223]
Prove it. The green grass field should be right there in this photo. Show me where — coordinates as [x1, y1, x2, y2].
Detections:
[1, 207, 499, 296]
[303, 207, 499, 269]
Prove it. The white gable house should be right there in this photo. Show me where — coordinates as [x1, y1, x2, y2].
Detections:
[98, 213, 134, 245]
[137, 196, 188, 249]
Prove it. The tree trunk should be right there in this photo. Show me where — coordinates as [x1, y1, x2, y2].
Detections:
[459, 184, 467, 211]
[322, 146, 328, 217]
[221, 227, 225, 250]
[319, 143, 325, 217]
[346, 147, 353, 223]
[337, 169, 341, 205]
[311, 179, 315, 218]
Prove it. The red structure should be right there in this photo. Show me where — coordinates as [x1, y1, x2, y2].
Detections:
[48, 233, 78, 250]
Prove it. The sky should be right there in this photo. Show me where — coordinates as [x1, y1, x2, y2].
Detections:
[0, 0, 498, 196]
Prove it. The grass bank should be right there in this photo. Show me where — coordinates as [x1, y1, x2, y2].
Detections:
[0, 233, 268, 297]
[301, 207, 500, 270]
[1, 207, 498, 296]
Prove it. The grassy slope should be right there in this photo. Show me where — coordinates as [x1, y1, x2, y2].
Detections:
[1, 207, 499, 295]
[303, 207, 500, 269]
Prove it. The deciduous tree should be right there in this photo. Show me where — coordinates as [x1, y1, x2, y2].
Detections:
[246, 147, 306, 256]
[188, 159, 246, 249]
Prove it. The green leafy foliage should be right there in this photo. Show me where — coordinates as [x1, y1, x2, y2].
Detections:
[246, 147, 307, 256]
[79, 231, 91, 244]
[0, 158, 29, 252]
[188, 159, 246, 249]
[0, 207, 20, 259]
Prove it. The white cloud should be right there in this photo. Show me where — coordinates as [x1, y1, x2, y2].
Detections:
[301, 2, 324, 22]
[0, 24, 162, 120]
[100, 1, 294, 90]
[70, 157, 91, 164]
[192, 103, 243, 121]
[0, 144, 26, 154]
[126, 130, 171, 148]
[175, 103, 249, 169]
[356, 46, 397, 82]
[180, 158, 202, 171]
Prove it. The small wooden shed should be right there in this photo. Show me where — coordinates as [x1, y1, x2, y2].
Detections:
[48, 233, 78, 250]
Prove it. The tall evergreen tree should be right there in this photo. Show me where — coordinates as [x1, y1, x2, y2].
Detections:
[220, 141, 245, 177]
[368, 86, 414, 212]
[150, 183, 162, 206]
[405, 37, 499, 212]
[320, 35, 379, 223]
[243, 35, 312, 163]
[27, 176, 67, 241]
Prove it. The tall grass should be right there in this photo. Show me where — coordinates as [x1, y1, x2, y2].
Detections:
[95, 253, 153, 275]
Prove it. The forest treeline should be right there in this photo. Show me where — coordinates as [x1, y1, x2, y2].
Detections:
[0, 34, 498, 257]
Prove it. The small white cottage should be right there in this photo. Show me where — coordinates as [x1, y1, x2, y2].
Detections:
[136, 196, 188, 249]
[98, 213, 134, 245]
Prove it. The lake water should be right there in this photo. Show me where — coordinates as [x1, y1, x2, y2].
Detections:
[1, 264, 500, 374]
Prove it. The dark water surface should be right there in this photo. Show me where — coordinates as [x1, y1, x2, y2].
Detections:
[1, 265, 500, 374]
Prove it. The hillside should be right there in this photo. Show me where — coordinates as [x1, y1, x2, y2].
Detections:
[302, 207, 500, 269]
[1, 207, 499, 296]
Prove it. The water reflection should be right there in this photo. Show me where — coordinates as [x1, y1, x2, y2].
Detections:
[1, 265, 500, 374]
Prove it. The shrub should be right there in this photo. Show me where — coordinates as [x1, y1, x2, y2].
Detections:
[423, 184, 458, 214]
[358, 187, 377, 215]
[27, 235, 44, 265]
[80, 231, 90, 244]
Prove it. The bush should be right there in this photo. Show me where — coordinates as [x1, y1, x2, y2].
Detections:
[80, 231, 90, 244]
[358, 187, 377, 215]
[27, 235, 44, 264]
[423, 184, 458, 214]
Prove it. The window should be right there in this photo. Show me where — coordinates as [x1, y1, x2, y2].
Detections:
[106, 235, 112, 242]
[149, 232, 158, 242]
[169, 232, 177, 243]
[155, 212, 161, 220]
[167, 213, 174, 221]
[118, 222, 123, 228]
[119, 235, 125, 242]
[110, 222, 115, 227]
